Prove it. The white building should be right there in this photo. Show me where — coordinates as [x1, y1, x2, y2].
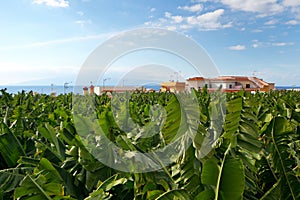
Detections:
[186, 76, 275, 92]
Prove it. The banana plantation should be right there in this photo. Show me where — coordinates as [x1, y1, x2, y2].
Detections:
[0, 88, 299, 199]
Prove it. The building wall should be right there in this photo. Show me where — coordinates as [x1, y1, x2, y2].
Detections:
[269, 83, 275, 90]
[209, 82, 227, 89]
[175, 82, 186, 91]
[186, 80, 205, 90]
[187, 79, 262, 90]
[212, 80, 258, 89]
[241, 81, 256, 89]
[161, 82, 186, 92]
[94, 87, 101, 95]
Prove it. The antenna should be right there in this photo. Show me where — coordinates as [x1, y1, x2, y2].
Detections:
[252, 70, 257, 77]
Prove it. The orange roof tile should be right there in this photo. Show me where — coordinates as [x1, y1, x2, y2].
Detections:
[186, 77, 204, 81]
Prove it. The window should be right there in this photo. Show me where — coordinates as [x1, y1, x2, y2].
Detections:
[229, 84, 232, 89]
[246, 84, 250, 88]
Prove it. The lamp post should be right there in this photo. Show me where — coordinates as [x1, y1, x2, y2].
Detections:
[64, 82, 72, 94]
[50, 83, 56, 96]
[103, 78, 111, 92]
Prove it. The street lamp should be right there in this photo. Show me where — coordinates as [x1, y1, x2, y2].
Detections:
[51, 83, 54, 93]
[103, 78, 111, 91]
[64, 82, 72, 94]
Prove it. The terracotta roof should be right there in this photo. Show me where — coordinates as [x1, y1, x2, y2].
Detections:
[216, 76, 252, 81]
[209, 76, 235, 81]
[187, 76, 265, 82]
[251, 77, 269, 86]
[187, 76, 252, 82]
[186, 77, 204, 81]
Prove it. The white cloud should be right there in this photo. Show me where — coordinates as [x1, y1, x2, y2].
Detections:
[32, 0, 69, 8]
[251, 40, 294, 48]
[272, 42, 294, 46]
[166, 26, 177, 31]
[75, 20, 92, 27]
[286, 20, 299, 25]
[191, 0, 209, 2]
[252, 29, 263, 33]
[252, 39, 263, 48]
[147, 9, 230, 31]
[229, 45, 246, 50]
[178, 4, 203, 12]
[220, 0, 284, 14]
[180, 24, 193, 29]
[196, 9, 225, 21]
[150, 8, 156, 12]
[291, 8, 300, 19]
[186, 9, 232, 30]
[144, 21, 151, 26]
[265, 19, 278, 25]
[165, 12, 171, 18]
[173, 16, 184, 23]
[165, 12, 184, 23]
[283, 0, 300, 7]
[77, 11, 84, 16]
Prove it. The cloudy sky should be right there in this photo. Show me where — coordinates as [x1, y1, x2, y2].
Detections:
[0, 0, 299, 86]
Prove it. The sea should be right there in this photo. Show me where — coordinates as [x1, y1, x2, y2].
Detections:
[0, 84, 163, 95]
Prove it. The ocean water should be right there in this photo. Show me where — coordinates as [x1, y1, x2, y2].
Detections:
[274, 86, 300, 90]
[0, 85, 80, 95]
[0, 84, 162, 95]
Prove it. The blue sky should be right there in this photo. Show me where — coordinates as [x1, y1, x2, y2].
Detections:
[0, 0, 299, 86]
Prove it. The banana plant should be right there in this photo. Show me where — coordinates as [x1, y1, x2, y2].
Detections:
[0, 89, 300, 200]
